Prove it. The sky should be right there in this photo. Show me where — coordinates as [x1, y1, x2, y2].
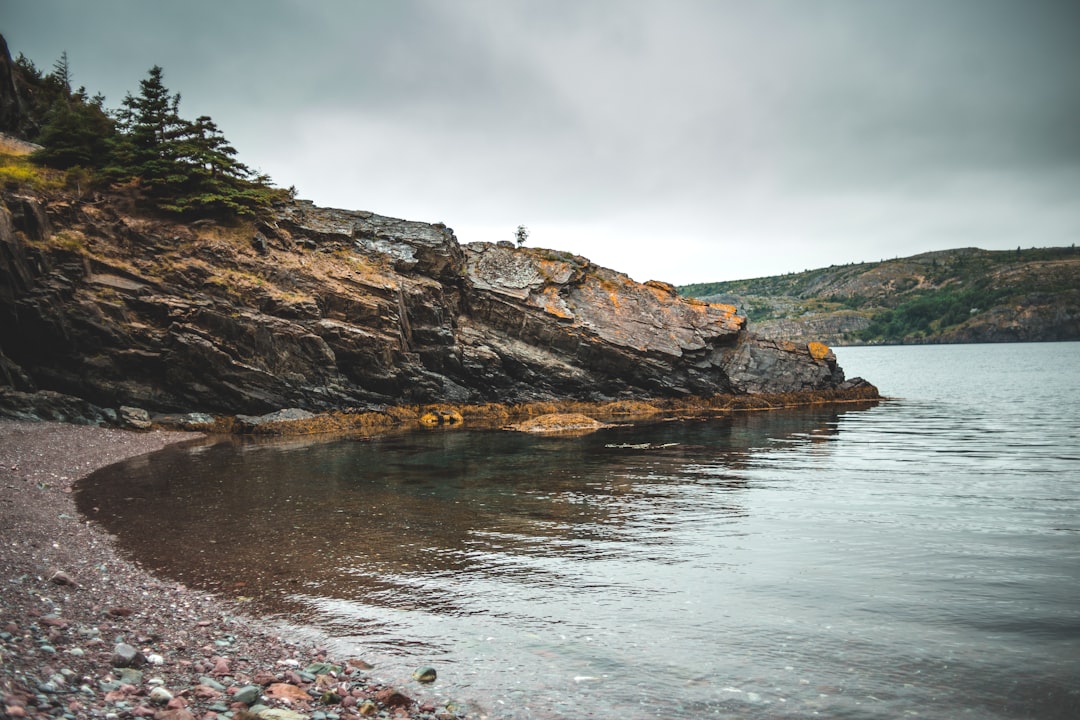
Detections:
[5, 0, 1080, 284]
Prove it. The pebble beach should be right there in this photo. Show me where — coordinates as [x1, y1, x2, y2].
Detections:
[0, 420, 468, 720]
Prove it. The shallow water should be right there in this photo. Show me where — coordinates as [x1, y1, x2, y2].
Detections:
[79, 342, 1080, 718]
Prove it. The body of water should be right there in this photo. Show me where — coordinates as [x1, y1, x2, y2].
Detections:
[78, 342, 1080, 718]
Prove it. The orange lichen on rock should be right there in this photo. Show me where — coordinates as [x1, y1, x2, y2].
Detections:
[539, 285, 574, 319]
[807, 341, 832, 360]
[419, 406, 464, 426]
[602, 400, 662, 416]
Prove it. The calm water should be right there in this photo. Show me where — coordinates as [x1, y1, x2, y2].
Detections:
[78, 343, 1080, 719]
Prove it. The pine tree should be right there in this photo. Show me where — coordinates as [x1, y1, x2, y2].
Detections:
[180, 115, 249, 181]
[30, 52, 115, 170]
[50, 51, 72, 96]
[31, 95, 114, 169]
[23, 57, 284, 219]
[112, 66, 187, 195]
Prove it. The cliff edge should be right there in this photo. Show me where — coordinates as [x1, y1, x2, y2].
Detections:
[0, 188, 871, 424]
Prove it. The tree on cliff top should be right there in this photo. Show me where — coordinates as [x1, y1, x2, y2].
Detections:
[8, 45, 283, 219]
[106, 65, 283, 217]
[31, 91, 114, 170]
[23, 47, 115, 173]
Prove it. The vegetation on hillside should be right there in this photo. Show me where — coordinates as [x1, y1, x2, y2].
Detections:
[4, 43, 288, 219]
[679, 247, 1080, 344]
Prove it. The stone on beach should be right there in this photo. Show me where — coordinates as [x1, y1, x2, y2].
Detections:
[110, 642, 146, 668]
[148, 686, 173, 705]
[232, 684, 262, 705]
[266, 682, 312, 703]
[412, 666, 437, 683]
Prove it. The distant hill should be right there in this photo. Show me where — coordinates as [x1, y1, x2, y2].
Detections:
[678, 247, 1080, 346]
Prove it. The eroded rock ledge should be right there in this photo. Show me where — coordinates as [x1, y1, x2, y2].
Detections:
[0, 189, 876, 427]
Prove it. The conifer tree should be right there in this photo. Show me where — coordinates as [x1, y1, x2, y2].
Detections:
[112, 65, 187, 195]
[50, 51, 72, 95]
[31, 92, 114, 169]
[30, 53, 115, 170]
[20, 56, 284, 219]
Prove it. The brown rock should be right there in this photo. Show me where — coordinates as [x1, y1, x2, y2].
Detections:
[374, 688, 413, 709]
[153, 710, 196, 720]
[507, 413, 609, 435]
[48, 570, 76, 586]
[251, 670, 278, 686]
[265, 682, 311, 704]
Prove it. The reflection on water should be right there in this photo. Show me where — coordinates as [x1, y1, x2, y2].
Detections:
[78, 343, 1080, 719]
[79, 411, 833, 621]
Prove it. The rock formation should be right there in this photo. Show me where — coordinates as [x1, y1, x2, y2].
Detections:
[0, 189, 864, 422]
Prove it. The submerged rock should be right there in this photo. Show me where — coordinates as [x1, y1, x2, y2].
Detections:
[507, 413, 611, 435]
[412, 666, 437, 683]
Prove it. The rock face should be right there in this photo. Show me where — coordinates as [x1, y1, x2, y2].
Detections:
[0, 190, 849, 418]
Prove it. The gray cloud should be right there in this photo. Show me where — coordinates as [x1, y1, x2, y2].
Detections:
[6, 0, 1079, 282]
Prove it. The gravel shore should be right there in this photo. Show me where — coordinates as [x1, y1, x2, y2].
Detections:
[0, 420, 468, 720]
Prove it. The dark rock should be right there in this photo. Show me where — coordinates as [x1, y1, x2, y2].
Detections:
[118, 405, 152, 430]
[721, 335, 843, 394]
[150, 412, 215, 430]
[110, 643, 146, 668]
[231, 685, 261, 706]
[48, 570, 76, 586]
[374, 688, 413, 709]
[412, 666, 437, 683]
[0, 388, 115, 426]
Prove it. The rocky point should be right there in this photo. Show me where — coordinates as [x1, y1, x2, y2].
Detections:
[0, 189, 873, 426]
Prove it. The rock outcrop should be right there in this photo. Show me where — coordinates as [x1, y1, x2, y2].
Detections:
[0, 189, 858, 421]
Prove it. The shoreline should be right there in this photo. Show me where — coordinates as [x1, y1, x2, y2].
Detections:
[1, 382, 882, 436]
[0, 386, 881, 719]
[0, 420, 467, 720]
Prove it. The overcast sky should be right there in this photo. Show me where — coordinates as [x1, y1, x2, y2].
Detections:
[6, 0, 1080, 283]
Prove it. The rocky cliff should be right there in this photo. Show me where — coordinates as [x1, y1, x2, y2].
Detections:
[0, 187, 866, 424]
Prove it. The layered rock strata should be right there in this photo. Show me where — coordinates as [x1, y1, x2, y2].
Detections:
[0, 191, 862, 421]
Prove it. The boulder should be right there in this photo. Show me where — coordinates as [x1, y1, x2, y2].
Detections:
[119, 405, 152, 430]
